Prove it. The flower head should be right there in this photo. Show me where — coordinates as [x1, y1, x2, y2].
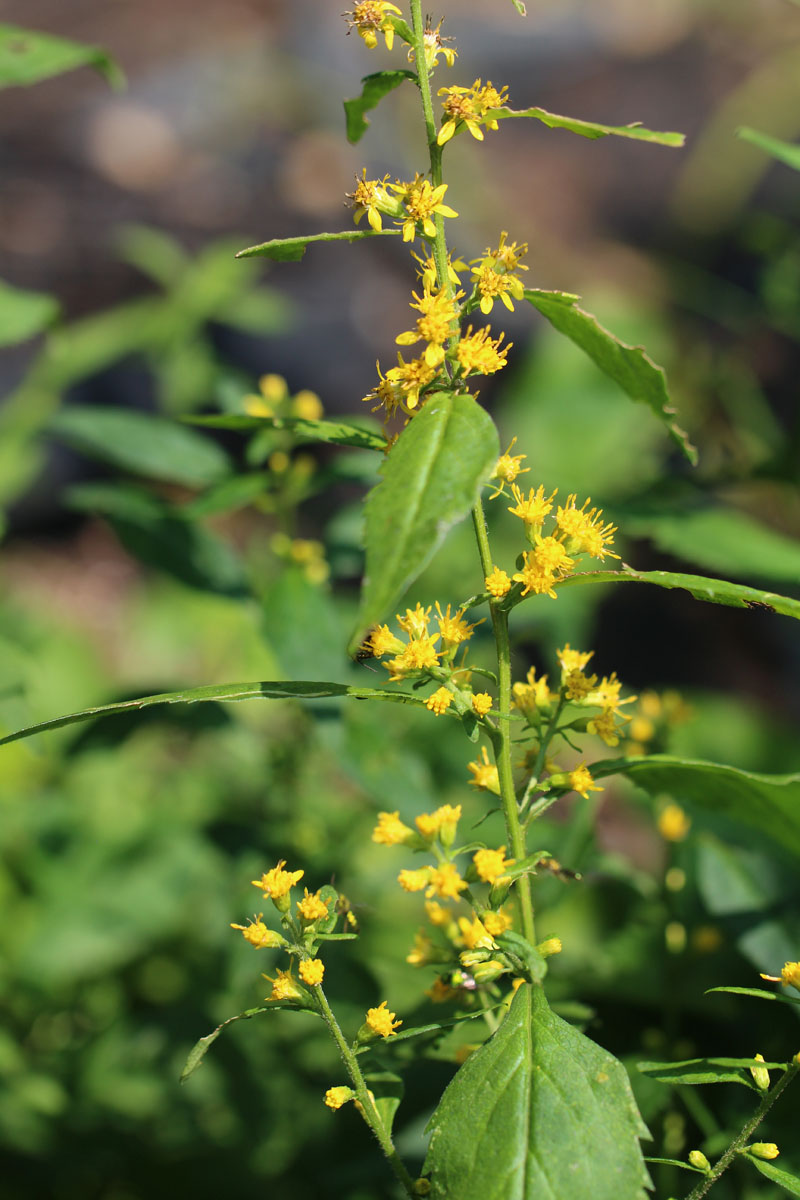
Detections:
[230, 915, 284, 949]
[297, 887, 332, 923]
[471, 692, 493, 718]
[512, 666, 553, 716]
[657, 803, 691, 842]
[568, 764, 603, 799]
[252, 860, 304, 901]
[468, 745, 500, 794]
[456, 325, 511, 376]
[473, 846, 514, 884]
[372, 810, 416, 846]
[437, 79, 509, 145]
[485, 566, 512, 598]
[344, 2, 402, 51]
[324, 1085, 354, 1110]
[392, 174, 458, 242]
[384, 634, 440, 681]
[366, 1000, 402, 1038]
[489, 437, 529, 497]
[395, 286, 461, 367]
[347, 169, 400, 231]
[425, 686, 453, 716]
[512, 537, 575, 600]
[555, 495, 619, 561]
[435, 602, 477, 648]
[398, 866, 433, 893]
[299, 958, 325, 986]
[415, 803, 462, 842]
[426, 863, 468, 900]
[408, 16, 457, 71]
[507, 484, 556, 532]
[482, 908, 513, 937]
[264, 967, 305, 1003]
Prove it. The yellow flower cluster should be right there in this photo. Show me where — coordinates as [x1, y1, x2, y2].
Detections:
[244, 373, 323, 423]
[343, 1, 401, 51]
[437, 79, 509, 145]
[471, 232, 529, 316]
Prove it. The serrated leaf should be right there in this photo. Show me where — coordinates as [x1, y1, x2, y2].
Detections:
[555, 566, 800, 621]
[523, 289, 694, 461]
[187, 413, 385, 451]
[0, 680, 429, 748]
[424, 985, 650, 1200]
[235, 228, 400, 261]
[706, 987, 800, 1008]
[746, 1156, 800, 1195]
[592, 755, 800, 859]
[50, 406, 231, 488]
[738, 127, 800, 173]
[495, 106, 684, 146]
[0, 23, 124, 89]
[352, 392, 498, 651]
[344, 69, 416, 144]
[0, 279, 59, 346]
[637, 1057, 787, 1089]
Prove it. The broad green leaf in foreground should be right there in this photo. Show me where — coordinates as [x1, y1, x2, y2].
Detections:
[738, 127, 800, 173]
[344, 69, 417, 143]
[494, 106, 684, 147]
[0, 23, 123, 89]
[50, 406, 231, 488]
[352, 391, 499, 651]
[0, 680, 429, 748]
[593, 755, 800, 860]
[523, 289, 695, 461]
[637, 1057, 789, 1090]
[746, 1156, 800, 1196]
[423, 985, 650, 1200]
[235, 228, 400, 262]
[554, 567, 800, 620]
[0, 279, 59, 347]
[187, 413, 386, 451]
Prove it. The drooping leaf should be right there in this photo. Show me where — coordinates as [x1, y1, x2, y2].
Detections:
[554, 567, 800, 621]
[495, 106, 684, 147]
[738, 127, 800, 173]
[187, 413, 385, 451]
[0, 279, 59, 346]
[180, 1003, 314, 1083]
[423, 985, 650, 1200]
[344, 70, 416, 143]
[523, 289, 695, 461]
[235, 228, 400, 261]
[0, 680, 429, 748]
[0, 23, 124, 89]
[352, 392, 498, 651]
[50, 406, 231, 487]
[593, 755, 800, 859]
[637, 1057, 788, 1090]
[746, 1156, 800, 1196]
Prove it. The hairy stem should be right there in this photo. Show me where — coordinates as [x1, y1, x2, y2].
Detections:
[314, 985, 416, 1197]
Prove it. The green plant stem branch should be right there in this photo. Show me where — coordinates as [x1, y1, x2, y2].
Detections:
[684, 1059, 800, 1200]
[472, 498, 536, 945]
[313, 985, 416, 1198]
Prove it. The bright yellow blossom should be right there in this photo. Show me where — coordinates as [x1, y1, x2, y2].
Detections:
[415, 804, 462, 841]
[384, 350, 438, 411]
[437, 79, 509, 145]
[482, 908, 513, 937]
[406, 930, 438, 966]
[372, 810, 415, 846]
[507, 483, 557, 531]
[489, 437, 529, 497]
[398, 867, 433, 893]
[435, 602, 476, 647]
[425, 687, 453, 716]
[347, 169, 399, 231]
[485, 566, 512, 598]
[456, 325, 511, 376]
[297, 888, 331, 923]
[657, 803, 691, 842]
[291, 390, 323, 420]
[782, 962, 800, 991]
[384, 634, 440, 680]
[392, 175, 458, 242]
[230, 915, 284, 949]
[568, 764, 603, 799]
[587, 707, 625, 747]
[563, 668, 598, 701]
[344, 2, 401, 51]
[396, 286, 462, 367]
[252, 860, 304, 901]
[412, 248, 465, 290]
[458, 916, 494, 950]
[555, 495, 619, 561]
[367, 624, 405, 657]
[512, 538, 575, 599]
[471, 692, 493, 718]
[324, 1086, 353, 1110]
[366, 1000, 402, 1038]
[512, 666, 553, 715]
[299, 959, 325, 986]
[264, 967, 304, 1003]
[467, 745, 500, 794]
[426, 863, 468, 900]
[397, 603, 431, 637]
[473, 846, 514, 884]
[557, 644, 594, 674]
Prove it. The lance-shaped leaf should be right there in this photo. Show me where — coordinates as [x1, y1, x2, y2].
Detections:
[706, 987, 800, 1009]
[509, 0, 528, 14]
[0, 279, 59, 346]
[638, 1057, 789, 1090]
[0, 680, 430, 748]
[344, 70, 417, 144]
[0, 23, 124, 89]
[554, 566, 800, 621]
[235, 228, 400, 262]
[738, 127, 800, 173]
[187, 413, 386, 451]
[592, 755, 800, 860]
[180, 1003, 314, 1083]
[493, 106, 684, 146]
[746, 1157, 800, 1196]
[523, 289, 695, 461]
[423, 985, 650, 1200]
[351, 392, 498, 652]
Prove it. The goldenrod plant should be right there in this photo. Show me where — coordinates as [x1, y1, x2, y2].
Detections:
[4, 6, 800, 1198]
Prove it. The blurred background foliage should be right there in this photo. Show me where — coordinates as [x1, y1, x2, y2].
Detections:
[1, 0, 799, 1196]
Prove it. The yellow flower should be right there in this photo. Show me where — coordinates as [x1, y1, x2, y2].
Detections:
[538, 937, 562, 957]
[456, 325, 511, 376]
[372, 810, 415, 846]
[749, 1144, 780, 1161]
[507, 484, 557, 531]
[344, 2, 402, 51]
[347, 169, 399, 231]
[512, 538, 575, 600]
[425, 686, 453, 716]
[471, 692, 493, 718]
[489, 437, 529, 498]
[467, 745, 500, 794]
[426, 863, 468, 900]
[406, 930, 437, 966]
[557, 643, 594, 674]
[398, 867, 433, 893]
[473, 846, 514, 884]
[385, 351, 439, 411]
[392, 174, 458, 242]
[512, 666, 553, 717]
[252, 860, 304, 901]
[485, 566, 511, 598]
[781, 961, 800, 991]
[367, 624, 405, 658]
[366, 1000, 402, 1038]
[568, 764, 603, 799]
[586, 707, 624, 747]
[425, 900, 454, 928]
[586, 673, 634, 714]
[362, 359, 404, 419]
[299, 958, 325, 986]
[482, 907, 513, 936]
[472, 263, 526, 315]
[437, 79, 509, 145]
[264, 967, 304, 1002]
[435, 602, 477, 648]
[412, 248, 465, 290]
[657, 803, 691, 842]
[230, 915, 284, 949]
[563, 668, 598, 701]
[324, 1085, 354, 1110]
[395, 286, 461, 367]
[408, 16, 457, 70]
[397, 603, 432, 638]
[458, 916, 494, 950]
[555, 494, 619, 561]
[297, 888, 331, 923]
[384, 634, 441, 681]
[291, 390, 323, 420]
[415, 804, 462, 841]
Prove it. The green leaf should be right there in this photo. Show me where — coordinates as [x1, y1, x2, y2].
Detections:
[593, 755, 800, 859]
[352, 392, 498, 651]
[384, 14, 414, 44]
[0, 279, 59, 346]
[344, 70, 416, 144]
[235, 228, 400, 262]
[180, 473, 270, 519]
[495, 932, 547, 983]
[187, 413, 386, 451]
[554, 567, 800, 621]
[0, 23, 124, 89]
[738, 127, 800, 173]
[622, 506, 800, 583]
[495, 106, 684, 147]
[746, 1156, 800, 1196]
[362, 1005, 505, 1052]
[637, 1058, 787, 1089]
[510, 0, 528, 14]
[364, 1070, 404, 1137]
[706, 987, 800, 1009]
[424, 985, 650, 1200]
[523, 289, 695, 461]
[644, 1158, 706, 1174]
[0, 680, 429, 748]
[50, 406, 231, 488]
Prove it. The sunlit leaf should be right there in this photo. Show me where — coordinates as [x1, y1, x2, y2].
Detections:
[0, 23, 124, 89]
[187, 413, 386, 451]
[424, 985, 650, 1199]
[344, 69, 416, 144]
[495, 106, 684, 146]
[0, 279, 59, 346]
[738, 127, 800, 173]
[523, 289, 695, 461]
[235, 229, 400, 262]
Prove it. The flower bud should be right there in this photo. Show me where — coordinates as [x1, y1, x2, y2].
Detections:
[749, 1143, 779, 1160]
[688, 1151, 710, 1172]
[471, 959, 508, 984]
[749, 1053, 770, 1092]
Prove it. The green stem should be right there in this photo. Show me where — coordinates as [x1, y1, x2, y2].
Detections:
[472, 499, 536, 945]
[684, 1060, 799, 1200]
[314, 985, 416, 1198]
